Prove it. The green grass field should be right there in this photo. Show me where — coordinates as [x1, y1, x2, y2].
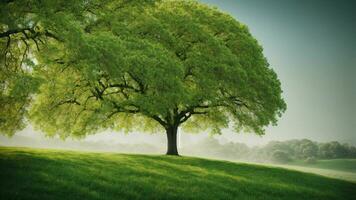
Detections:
[1, 147, 355, 200]
[288, 159, 356, 173]
[258, 159, 356, 183]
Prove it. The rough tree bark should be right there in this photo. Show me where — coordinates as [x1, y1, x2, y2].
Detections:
[166, 125, 179, 156]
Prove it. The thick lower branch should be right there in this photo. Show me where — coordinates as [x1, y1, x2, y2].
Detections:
[0, 28, 29, 38]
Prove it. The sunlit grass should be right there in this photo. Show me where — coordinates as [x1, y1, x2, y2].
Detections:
[0, 147, 355, 200]
[269, 159, 356, 183]
[289, 159, 356, 173]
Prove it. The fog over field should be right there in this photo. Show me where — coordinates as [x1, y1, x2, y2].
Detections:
[1, 125, 355, 161]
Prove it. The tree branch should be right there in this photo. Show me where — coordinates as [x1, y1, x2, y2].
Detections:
[108, 83, 141, 93]
[151, 115, 168, 127]
[127, 72, 146, 94]
[53, 99, 81, 108]
[179, 112, 192, 124]
[0, 28, 30, 38]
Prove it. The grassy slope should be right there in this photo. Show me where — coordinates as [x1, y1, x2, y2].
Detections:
[0, 147, 355, 200]
[289, 159, 356, 173]
[276, 159, 356, 183]
[268, 164, 356, 183]
[258, 159, 356, 183]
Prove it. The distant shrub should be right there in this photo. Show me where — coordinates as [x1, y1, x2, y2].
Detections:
[305, 157, 317, 164]
[271, 150, 290, 164]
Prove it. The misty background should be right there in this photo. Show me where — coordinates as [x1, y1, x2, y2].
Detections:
[1, 0, 355, 156]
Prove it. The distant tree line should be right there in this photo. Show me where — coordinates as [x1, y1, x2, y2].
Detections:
[262, 139, 356, 163]
[182, 138, 356, 164]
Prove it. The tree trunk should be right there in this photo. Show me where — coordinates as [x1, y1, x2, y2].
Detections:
[166, 125, 179, 156]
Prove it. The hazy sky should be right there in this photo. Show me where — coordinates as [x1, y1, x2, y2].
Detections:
[199, 0, 356, 144]
[1, 0, 355, 150]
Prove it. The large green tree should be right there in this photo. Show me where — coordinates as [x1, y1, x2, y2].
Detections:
[1, 0, 286, 155]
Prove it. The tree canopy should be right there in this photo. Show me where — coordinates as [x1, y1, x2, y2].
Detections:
[0, 0, 87, 135]
[1, 0, 286, 155]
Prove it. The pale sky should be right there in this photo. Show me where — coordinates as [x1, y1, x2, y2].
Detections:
[1, 0, 355, 151]
[200, 0, 356, 145]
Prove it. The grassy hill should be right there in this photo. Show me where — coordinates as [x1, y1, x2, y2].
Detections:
[269, 161, 356, 183]
[0, 147, 355, 200]
[289, 159, 356, 173]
